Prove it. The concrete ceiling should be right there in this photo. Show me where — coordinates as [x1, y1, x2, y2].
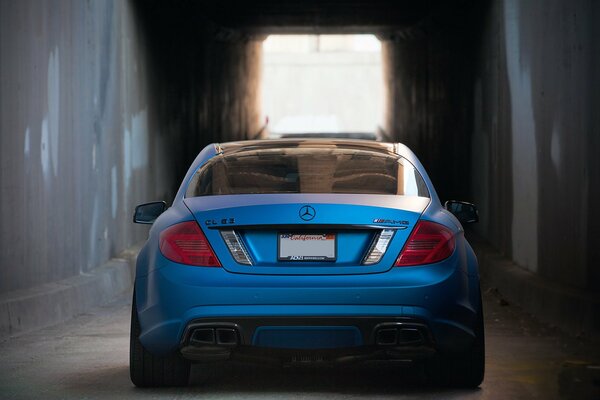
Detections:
[139, 0, 473, 37]
[195, 0, 443, 34]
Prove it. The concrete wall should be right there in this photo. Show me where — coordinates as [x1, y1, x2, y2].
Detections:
[471, 0, 600, 290]
[0, 0, 170, 294]
[0, 0, 262, 335]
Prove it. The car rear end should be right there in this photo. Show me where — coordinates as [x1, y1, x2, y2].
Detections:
[131, 140, 483, 387]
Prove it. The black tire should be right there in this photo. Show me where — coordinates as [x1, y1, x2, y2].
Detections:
[130, 292, 191, 387]
[425, 295, 485, 388]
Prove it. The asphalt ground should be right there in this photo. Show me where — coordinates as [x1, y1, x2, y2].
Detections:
[0, 284, 598, 400]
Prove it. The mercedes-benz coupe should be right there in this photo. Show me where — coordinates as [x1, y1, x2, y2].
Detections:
[130, 139, 484, 388]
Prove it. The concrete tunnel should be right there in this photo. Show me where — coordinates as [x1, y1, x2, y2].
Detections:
[0, 0, 599, 352]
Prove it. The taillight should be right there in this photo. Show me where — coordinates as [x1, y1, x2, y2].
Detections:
[395, 220, 455, 266]
[159, 221, 221, 267]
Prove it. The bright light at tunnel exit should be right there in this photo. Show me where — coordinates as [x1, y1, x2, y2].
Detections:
[261, 35, 383, 137]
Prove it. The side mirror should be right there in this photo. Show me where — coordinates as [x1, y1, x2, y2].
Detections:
[133, 201, 167, 224]
[444, 200, 479, 224]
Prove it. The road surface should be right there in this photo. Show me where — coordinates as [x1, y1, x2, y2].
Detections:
[0, 285, 598, 399]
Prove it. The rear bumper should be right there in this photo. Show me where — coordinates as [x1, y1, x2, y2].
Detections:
[178, 317, 436, 364]
[135, 249, 480, 358]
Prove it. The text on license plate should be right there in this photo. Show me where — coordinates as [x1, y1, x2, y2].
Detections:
[278, 233, 336, 261]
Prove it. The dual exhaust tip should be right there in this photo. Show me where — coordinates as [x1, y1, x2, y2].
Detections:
[375, 326, 425, 346]
[190, 327, 239, 347]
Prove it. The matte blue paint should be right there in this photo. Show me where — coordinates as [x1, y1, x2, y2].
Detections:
[134, 140, 481, 358]
[252, 326, 363, 349]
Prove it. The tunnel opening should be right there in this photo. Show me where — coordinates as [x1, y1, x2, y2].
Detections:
[261, 34, 383, 139]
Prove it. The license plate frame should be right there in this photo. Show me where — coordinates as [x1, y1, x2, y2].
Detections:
[278, 232, 337, 262]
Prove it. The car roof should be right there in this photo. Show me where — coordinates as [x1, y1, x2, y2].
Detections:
[217, 138, 398, 156]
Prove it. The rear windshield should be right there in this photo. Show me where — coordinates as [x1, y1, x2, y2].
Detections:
[185, 147, 429, 197]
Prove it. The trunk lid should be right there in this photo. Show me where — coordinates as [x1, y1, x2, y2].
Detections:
[184, 193, 429, 275]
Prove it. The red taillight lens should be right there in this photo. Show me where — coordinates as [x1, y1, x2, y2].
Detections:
[159, 221, 221, 267]
[395, 220, 455, 266]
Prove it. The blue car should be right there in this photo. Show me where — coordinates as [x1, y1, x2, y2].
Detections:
[130, 139, 484, 388]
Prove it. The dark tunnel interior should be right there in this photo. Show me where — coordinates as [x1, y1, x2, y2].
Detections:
[0, 0, 599, 346]
[133, 0, 481, 203]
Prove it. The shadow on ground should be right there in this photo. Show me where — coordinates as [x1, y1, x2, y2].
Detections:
[62, 361, 480, 398]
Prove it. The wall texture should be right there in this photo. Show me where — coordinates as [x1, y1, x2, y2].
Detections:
[471, 0, 600, 290]
[0, 0, 170, 295]
[0, 0, 262, 319]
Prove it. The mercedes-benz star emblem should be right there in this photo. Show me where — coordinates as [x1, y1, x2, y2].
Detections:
[299, 205, 316, 221]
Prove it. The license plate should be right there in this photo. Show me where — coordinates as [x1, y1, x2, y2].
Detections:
[278, 233, 336, 261]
